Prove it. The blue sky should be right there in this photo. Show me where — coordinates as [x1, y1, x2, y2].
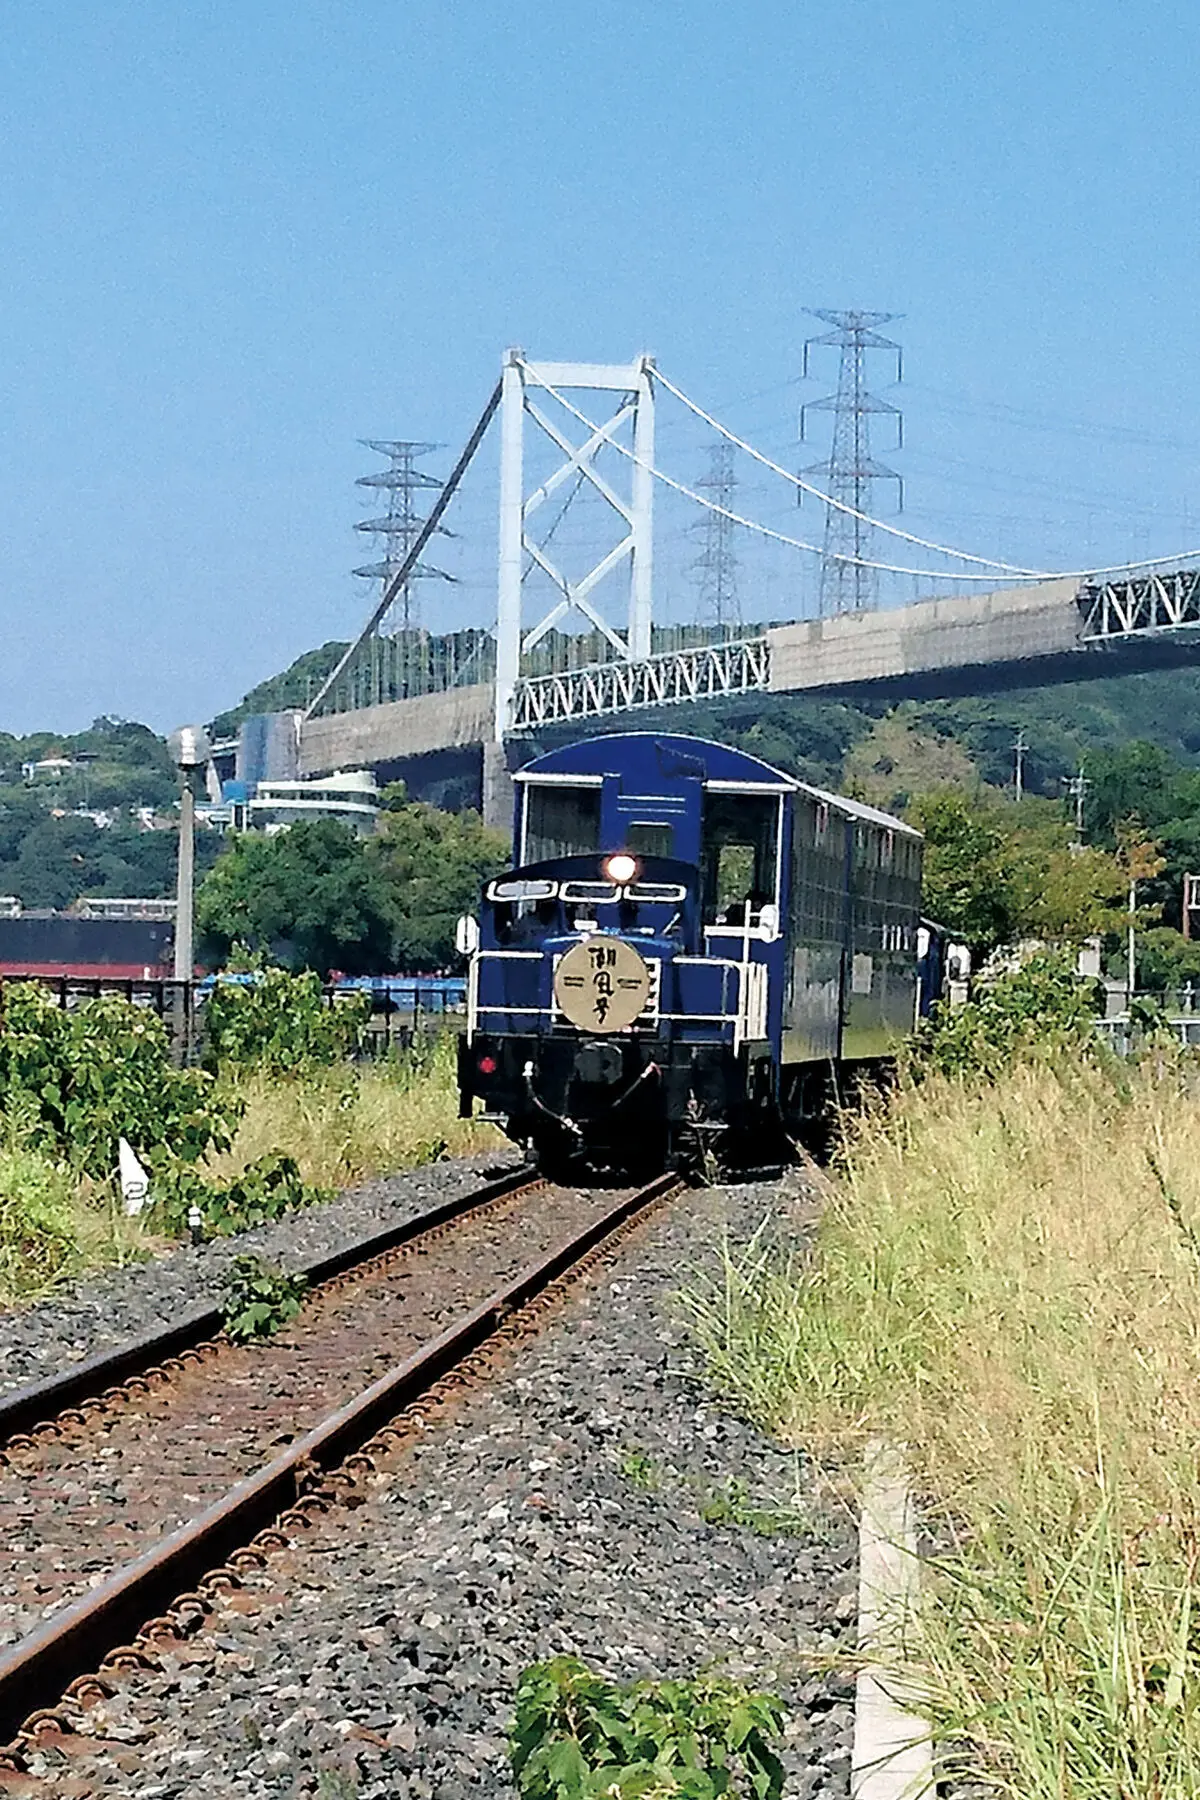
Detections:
[3, 0, 1199, 733]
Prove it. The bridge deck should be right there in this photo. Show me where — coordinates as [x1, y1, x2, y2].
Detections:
[297, 570, 1200, 781]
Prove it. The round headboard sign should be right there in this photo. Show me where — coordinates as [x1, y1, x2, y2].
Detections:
[554, 937, 652, 1034]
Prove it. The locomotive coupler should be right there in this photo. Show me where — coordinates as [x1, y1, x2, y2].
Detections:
[522, 1059, 583, 1144]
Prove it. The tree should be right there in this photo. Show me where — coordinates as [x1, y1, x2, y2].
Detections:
[1085, 742, 1184, 846]
[907, 789, 1125, 960]
[196, 819, 394, 976]
[906, 792, 1018, 952]
[6, 816, 98, 910]
[208, 642, 350, 737]
[0, 790, 47, 865]
[370, 786, 509, 971]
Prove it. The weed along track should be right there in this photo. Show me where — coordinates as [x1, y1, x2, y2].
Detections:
[0, 1171, 680, 1755]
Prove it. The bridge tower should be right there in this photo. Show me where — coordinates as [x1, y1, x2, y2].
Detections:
[494, 350, 656, 741]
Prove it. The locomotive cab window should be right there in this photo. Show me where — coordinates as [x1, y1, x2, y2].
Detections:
[701, 792, 780, 927]
[523, 784, 600, 863]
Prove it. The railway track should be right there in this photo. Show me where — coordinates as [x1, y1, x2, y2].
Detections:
[0, 1167, 681, 1759]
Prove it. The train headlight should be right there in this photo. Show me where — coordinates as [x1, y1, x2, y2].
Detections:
[601, 852, 640, 886]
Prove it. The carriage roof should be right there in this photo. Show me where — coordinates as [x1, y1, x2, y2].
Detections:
[516, 732, 920, 840]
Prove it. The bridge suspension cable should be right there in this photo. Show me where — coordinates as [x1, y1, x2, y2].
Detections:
[653, 365, 1046, 575]
[515, 358, 1047, 582]
[520, 358, 1200, 588]
[303, 378, 504, 721]
[652, 365, 1200, 585]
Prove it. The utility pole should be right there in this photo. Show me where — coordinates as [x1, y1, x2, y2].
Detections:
[691, 443, 741, 634]
[1012, 729, 1027, 800]
[1120, 829, 1166, 1014]
[1064, 765, 1089, 847]
[355, 441, 456, 700]
[800, 309, 903, 616]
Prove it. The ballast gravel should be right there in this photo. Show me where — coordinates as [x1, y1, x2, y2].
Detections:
[0, 1153, 511, 1398]
[34, 1175, 857, 1799]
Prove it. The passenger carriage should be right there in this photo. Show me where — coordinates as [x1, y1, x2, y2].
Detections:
[456, 732, 927, 1175]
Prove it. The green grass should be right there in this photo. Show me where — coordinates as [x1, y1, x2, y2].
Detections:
[682, 1057, 1200, 1797]
[0, 1143, 148, 1304]
[0, 1034, 502, 1309]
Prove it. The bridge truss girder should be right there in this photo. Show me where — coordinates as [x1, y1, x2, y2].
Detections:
[510, 636, 771, 731]
[1078, 568, 1200, 639]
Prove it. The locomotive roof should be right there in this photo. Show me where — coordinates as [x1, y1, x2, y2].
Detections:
[517, 732, 920, 839]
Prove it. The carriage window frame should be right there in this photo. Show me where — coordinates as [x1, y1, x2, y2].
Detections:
[699, 789, 784, 930]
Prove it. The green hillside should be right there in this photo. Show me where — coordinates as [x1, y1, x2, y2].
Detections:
[0, 717, 219, 909]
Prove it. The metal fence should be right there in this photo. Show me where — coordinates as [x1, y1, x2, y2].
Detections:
[1095, 1005, 1200, 1057]
[0, 973, 467, 1063]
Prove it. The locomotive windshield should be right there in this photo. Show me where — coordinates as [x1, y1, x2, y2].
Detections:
[523, 785, 600, 862]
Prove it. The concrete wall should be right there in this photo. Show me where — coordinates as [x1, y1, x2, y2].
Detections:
[767, 578, 1084, 696]
[298, 683, 495, 777]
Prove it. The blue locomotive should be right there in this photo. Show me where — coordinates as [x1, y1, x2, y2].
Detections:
[456, 731, 929, 1175]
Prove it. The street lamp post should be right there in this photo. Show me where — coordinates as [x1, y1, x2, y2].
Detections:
[167, 727, 211, 1044]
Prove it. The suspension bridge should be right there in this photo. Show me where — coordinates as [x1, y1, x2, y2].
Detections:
[239, 350, 1200, 826]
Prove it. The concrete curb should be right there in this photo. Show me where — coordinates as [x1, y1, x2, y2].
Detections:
[851, 1440, 936, 1800]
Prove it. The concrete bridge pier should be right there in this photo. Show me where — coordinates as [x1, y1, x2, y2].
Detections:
[482, 741, 515, 835]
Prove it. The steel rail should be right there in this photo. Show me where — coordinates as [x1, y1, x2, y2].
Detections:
[0, 1171, 679, 1743]
[0, 1165, 537, 1444]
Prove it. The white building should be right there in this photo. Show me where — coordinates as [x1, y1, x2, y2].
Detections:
[231, 769, 380, 837]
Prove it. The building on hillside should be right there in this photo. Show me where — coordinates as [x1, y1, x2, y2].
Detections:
[223, 768, 380, 836]
[21, 756, 76, 783]
[73, 897, 177, 922]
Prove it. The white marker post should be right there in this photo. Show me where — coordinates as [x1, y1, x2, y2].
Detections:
[852, 1441, 935, 1800]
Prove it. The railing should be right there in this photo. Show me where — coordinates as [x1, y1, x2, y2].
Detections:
[0, 972, 463, 1062]
[1078, 568, 1200, 640]
[467, 947, 770, 1048]
[509, 636, 771, 729]
[1095, 1004, 1200, 1057]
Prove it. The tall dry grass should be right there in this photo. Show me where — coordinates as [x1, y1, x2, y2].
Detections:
[684, 1056, 1200, 1796]
[205, 1032, 501, 1192]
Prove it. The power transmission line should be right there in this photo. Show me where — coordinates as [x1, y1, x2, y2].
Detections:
[799, 310, 904, 614]
[691, 443, 741, 630]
